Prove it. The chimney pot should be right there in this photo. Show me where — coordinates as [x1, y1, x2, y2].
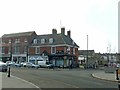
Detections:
[67, 30, 71, 37]
[61, 27, 65, 35]
[52, 28, 57, 34]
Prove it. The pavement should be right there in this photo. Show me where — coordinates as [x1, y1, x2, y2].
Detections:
[92, 70, 118, 82]
[0, 72, 40, 89]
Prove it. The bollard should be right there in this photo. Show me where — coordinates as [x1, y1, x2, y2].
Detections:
[116, 69, 119, 80]
[116, 69, 120, 90]
[7, 65, 10, 77]
[118, 81, 120, 90]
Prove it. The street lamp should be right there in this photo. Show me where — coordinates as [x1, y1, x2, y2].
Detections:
[8, 39, 12, 77]
[86, 35, 88, 68]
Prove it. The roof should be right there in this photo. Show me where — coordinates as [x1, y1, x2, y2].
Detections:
[79, 50, 95, 55]
[30, 33, 79, 48]
[2, 31, 36, 38]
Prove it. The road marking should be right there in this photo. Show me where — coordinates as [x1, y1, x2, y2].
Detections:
[11, 75, 40, 89]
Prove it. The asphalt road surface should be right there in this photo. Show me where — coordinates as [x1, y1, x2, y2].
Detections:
[9, 67, 118, 89]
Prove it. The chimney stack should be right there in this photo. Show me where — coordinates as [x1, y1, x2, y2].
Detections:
[61, 27, 65, 35]
[67, 30, 71, 37]
[52, 28, 57, 34]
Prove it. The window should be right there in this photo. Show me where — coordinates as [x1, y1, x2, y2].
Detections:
[2, 47, 5, 54]
[0, 47, 1, 54]
[8, 47, 11, 54]
[0, 39, 2, 44]
[33, 39, 37, 44]
[49, 38, 53, 43]
[14, 46, 20, 53]
[24, 38, 27, 43]
[41, 39, 45, 44]
[9, 39, 11, 43]
[15, 39, 20, 43]
[35, 47, 40, 54]
[51, 47, 56, 54]
[2, 40, 5, 44]
[24, 46, 27, 53]
[67, 47, 70, 54]
[73, 48, 75, 54]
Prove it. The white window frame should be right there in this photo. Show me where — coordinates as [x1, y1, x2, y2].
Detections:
[51, 46, 56, 54]
[24, 38, 28, 43]
[35, 47, 40, 54]
[15, 39, 20, 43]
[8, 47, 11, 54]
[9, 39, 11, 43]
[33, 39, 37, 44]
[73, 48, 75, 55]
[14, 46, 20, 54]
[49, 38, 53, 44]
[67, 46, 70, 54]
[2, 47, 5, 54]
[41, 39, 45, 44]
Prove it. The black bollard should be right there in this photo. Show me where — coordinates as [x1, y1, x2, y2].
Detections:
[116, 69, 120, 90]
[7, 65, 10, 77]
[118, 81, 120, 90]
[116, 69, 119, 80]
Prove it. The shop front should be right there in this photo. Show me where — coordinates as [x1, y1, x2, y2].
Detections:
[28, 55, 48, 64]
[49, 54, 75, 68]
[12, 54, 27, 63]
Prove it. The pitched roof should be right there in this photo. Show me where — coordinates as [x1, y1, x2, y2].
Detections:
[31, 33, 79, 47]
[2, 31, 36, 38]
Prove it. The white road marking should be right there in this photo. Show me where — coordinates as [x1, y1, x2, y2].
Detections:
[11, 75, 40, 89]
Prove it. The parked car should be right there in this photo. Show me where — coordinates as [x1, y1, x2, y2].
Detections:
[14, 63, 22, 67]
[6, 61, 15, 66]
[31, 64, 40, 69]
[23, 62, 32, 68]
[40, 63, 54, 68]
[0, 61, 7, 72]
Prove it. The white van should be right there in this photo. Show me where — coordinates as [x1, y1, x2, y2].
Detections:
[38, 60, 53, 68]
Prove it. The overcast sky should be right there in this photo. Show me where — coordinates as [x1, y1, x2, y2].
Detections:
[0, 0, 118, 53]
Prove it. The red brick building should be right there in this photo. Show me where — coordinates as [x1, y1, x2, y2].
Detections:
[0, 31, 37, 62]
[28, 28, 79, 67]
[0, 28, 79, 68]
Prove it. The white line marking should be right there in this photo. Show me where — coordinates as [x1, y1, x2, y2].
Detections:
[11, 75, 40, 89]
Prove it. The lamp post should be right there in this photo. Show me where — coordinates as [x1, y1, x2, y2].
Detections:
[8, 39, 12, 77]
[86, 35, 88, 68]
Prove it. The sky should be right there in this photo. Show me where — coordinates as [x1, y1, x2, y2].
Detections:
[0, 0, 119, 53]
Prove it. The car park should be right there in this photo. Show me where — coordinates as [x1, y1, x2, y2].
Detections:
[0, 61, 7, 72]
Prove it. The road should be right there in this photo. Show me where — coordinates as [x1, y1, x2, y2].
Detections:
[9, 67, 118, 89]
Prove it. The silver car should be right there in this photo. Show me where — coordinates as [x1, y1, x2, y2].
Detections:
[0, 61, 7, 72]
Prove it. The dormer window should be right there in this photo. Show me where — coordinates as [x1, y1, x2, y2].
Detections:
[49, 38, 53, 44]
[41, 39, 45, 44]
[33, 39, 37, 44]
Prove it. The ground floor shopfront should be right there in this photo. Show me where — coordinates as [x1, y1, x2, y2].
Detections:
[12, 54, 27, 63]
[49, 54, 78, 68]
[28, 55, 49, 64]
